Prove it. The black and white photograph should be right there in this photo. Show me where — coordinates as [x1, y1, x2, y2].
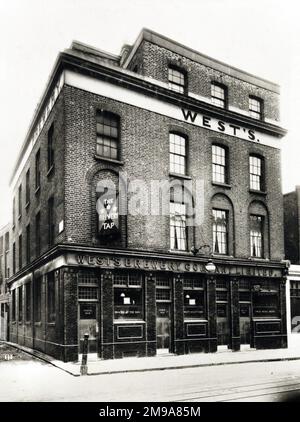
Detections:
[1, 0, 300, 413]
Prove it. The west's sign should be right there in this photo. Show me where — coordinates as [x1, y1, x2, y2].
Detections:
[182, 109, 257, 142]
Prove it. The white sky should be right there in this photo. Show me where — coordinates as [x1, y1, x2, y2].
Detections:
[0, 0, 300, 228]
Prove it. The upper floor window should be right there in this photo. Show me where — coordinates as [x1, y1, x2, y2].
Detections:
[26, 224, 31, 264]
[168, 66, 186, 94]
[170, 201, 187, 251]
[249, 96, 263, 120]
[169, 133, 187, 175]
[18, 234, 22, 270]
[211, 82, 227, 108]
[26, 169, 30, 205]
[12, 197, 15, 227]
[47, 124, 54, 171]
[249, 155, 264, 191]
[250, 215, 263, 258]
[212, 209, 228, 255]
[96, 111, 119, 160]
[48, 197, 55, 247]
[35, 149, 41, 190]
[212, 145, 228, 184]
[18, 184, 22, 219]
[35, 212, 41, 257]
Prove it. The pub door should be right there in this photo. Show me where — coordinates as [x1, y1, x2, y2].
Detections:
[78, 302, 98, 354]
[216, 281, 230, 347]
[239, 303, 251, 345]
[156, 303, 171, 352]
[216, 303, 230, 346]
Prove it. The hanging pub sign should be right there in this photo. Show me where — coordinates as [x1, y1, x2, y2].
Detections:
[96, 189, 120, 239]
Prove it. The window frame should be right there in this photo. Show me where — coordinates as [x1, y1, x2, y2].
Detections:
[249, 154, 265, 192]
[113, 273, 144, 320]
[249, 96, 263, 120]
[25, 168, 30, 206]
[211, 82, 227, 109]
[35, 149, 41, 191]
[168, 65, 187, 94]
[169, 132, 187, 175]
[47, 124, 54, 172]
[212, 144, 228, 184]
[48, 197, 55, 247]
[96, 110, 120, 160]
[47, 272, 56, 323]
[170, 200, 188, 251]
[212, 208, 229, 255]
[250, 214, 264, 258]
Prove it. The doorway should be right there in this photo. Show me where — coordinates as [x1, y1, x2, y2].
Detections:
[156, 303, 171, 351]
[78, 302, 98, 354]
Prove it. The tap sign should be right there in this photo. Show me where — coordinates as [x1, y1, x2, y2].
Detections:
[96, 191, 120, 239]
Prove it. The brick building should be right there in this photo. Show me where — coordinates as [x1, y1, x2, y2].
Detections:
[283, 187, 300, 349]
[0, 223, 10, 340]
[7, 29, 288, 362]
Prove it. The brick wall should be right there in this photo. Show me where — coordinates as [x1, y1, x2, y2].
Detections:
[10, 91, 66, 274]
[63, 85, 284, 261]
[129, 40, 280, 122]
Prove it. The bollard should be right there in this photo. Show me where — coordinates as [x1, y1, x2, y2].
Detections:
[80, 333, 89, 375]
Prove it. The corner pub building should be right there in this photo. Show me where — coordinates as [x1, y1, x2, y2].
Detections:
[7, 29, 288, 362]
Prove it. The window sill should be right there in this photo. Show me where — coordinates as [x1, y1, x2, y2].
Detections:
[47, 165, 54, 177]
[249, 189, 267, 196]
[25, 321, 31, 325]
[35, 186, 40, 195]
[113, 320, 145, 324]
[168, 249, 191, 255]
[212, 182, 232, 189]
[169, 172, 191, 180]
[94, 154, 124, 166]
[184, 319, 208, 323]
[25, 201, 30, 210]
[248, 257, 269, 261]
[47, 322, 56, 326]
[34, 321, 42, 326]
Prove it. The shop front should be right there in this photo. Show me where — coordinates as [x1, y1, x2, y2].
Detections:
[68, 250, 288, 360]
[8, 248, 288, 362]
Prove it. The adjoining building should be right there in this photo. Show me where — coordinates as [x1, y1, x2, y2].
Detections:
[7, 29, 288, 362]
[0, 224, 10, 341]
[283, 187, 300, 349]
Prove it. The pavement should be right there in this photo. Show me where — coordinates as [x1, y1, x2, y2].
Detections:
[3, 341, 300, 377]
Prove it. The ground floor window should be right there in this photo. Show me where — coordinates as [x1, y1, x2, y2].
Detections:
[34, 277, 42, 322]
[47, 272, 56, 322]
[25, 282, 31, 322]
[291, 280, 300, 333]
[183, 277, 206, 319]
[252, 280, 279, 318]
[114, 273, 144, 320]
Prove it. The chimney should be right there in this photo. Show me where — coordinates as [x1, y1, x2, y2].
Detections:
[120, 44, 132, 66]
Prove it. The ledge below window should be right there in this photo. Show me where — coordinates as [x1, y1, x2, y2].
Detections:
[94, 154, 124, 166]
[249, 189, 267, 196]
[169, 172, 191, 180]
[212, 182, 232, 189]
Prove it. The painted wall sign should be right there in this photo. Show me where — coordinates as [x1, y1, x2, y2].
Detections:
[181, 109, 258, 143]
[70, 254, 283, 278]
[65, 70, 281, 150]
[96, 191, 120, 238]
